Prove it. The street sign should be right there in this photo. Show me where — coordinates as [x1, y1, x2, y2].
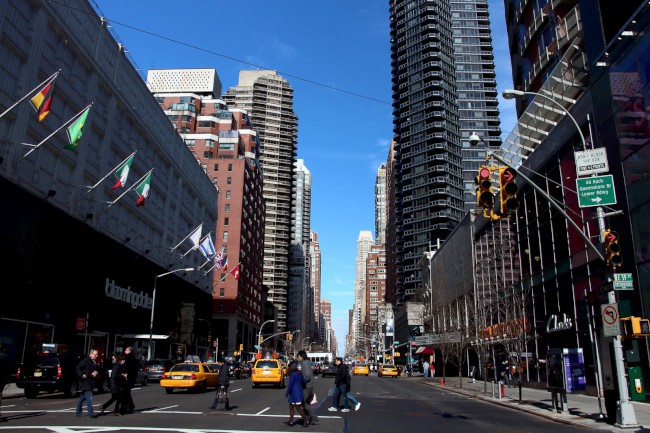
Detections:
[601, 303, 620, 337]
[613, 273, 634, 290]
[575, 148, 609, 176]
[576, 175, 617, 208]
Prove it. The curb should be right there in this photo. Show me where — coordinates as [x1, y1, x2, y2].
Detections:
[409, 378, 605, 430]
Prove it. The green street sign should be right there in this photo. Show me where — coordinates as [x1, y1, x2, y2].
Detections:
[576, 175, 616, 208]
[613, 273, 634, 290]
[393, 341, 400, 345]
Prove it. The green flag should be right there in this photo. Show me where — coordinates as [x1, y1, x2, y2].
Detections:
[65, 107, 90, 150]
[135, 171, 152, 207]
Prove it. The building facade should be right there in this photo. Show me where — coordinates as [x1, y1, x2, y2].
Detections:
[450, 0, 502, 210]
[224, 70, 298, 332]
[288, 159, 312, 336]
[375, 163, 388, 244]
[0, 0, 218, 367]
[148, 68, 266, 359]
[388, 0, 465, 306]
[309, 231, 322, 341]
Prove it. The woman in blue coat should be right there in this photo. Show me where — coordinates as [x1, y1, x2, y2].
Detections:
[284, 360, 309, 427]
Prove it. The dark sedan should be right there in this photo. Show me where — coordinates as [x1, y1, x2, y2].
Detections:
[144, 359, 175, 382]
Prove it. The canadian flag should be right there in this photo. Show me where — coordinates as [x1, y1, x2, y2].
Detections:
[230, 265, 240, 280]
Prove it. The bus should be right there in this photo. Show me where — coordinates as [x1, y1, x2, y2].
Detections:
[307, 351, 333, 364]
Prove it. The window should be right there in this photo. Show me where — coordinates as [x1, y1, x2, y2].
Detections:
[213, 164, 218, 171]
[225, 191, 231, 199]
[228, 164, 233, 172]
[224, 217, 229, 226]
[220, 288, 224, 297]
[203, 151, 214, 159]
[219, 303, 224, 312]
[223, 231, 228, 242]
[224, 204, 230, 212]
[226, 177, 232, 185]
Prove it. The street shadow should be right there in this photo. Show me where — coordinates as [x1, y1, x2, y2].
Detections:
[0, 411, 48, 422]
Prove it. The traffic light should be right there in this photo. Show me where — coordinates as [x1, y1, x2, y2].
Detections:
[259, 335, 264, 344]
[499, 167, 519, 216]
[621, 317, 650, 337]
[239, 343, 243, 351]
[475, 166, 494, 209]
[603, 229, 622, 270]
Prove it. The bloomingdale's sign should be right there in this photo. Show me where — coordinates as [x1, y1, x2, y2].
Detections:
[105, 277, 152, 310]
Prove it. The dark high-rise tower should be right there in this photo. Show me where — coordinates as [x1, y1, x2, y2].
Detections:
[388, 0, 464, 303]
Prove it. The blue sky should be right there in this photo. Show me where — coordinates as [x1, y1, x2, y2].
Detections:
[93, 0, 515, 356]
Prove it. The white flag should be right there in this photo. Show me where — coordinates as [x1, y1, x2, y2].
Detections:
[189, 225, 202, 248]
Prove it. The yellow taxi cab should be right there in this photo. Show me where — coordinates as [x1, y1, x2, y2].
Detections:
[160, 359, 219, 393]
[352, 363, 370, 376]
[251, 358, 285, 388]
[378, 364, 399, 378]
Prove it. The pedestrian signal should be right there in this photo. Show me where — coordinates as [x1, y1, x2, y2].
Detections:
[603, 229, 622, 270]
[621, 317, 650, 337]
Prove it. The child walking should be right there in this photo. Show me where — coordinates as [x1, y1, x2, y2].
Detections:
[284, 360, 309, 427]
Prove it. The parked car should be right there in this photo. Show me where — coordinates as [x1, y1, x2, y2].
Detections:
[160, 361, 218, 393]
[109, 366, 148, 386]
[251, 358, 285, 388]
[320, 362, 338, 377]
[16, 352, 109, 398]
[143, 359, 175, 382]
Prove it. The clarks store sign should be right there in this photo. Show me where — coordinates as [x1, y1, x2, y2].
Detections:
[546, 313, 573, 333]
[105, 278, 152, 310]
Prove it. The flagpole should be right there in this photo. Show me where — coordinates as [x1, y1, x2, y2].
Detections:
[0, 70, 60, 120]
[85, 150, 137, 193]
[21, 102, 93, 160]
[107, 168, 152, 208]
[179, 229, 209, 258]
[170, 222, 203, 253]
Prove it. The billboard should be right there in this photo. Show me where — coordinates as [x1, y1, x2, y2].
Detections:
[386, 319, 394, 337]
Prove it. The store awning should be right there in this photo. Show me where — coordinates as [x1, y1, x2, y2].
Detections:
[415, 347, 434, 355]
[120, 334, 172, 340]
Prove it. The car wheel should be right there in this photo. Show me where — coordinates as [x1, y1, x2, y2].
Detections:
[253, 383, 259, 388]
[165, 388, 173, 394]
[24, 388, 38, 399]
[142, 376, 148, 386]
[200, 381, 207, 393]
[64, 382, 79, 398]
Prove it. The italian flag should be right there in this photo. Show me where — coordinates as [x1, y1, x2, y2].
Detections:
[134, 171, 152, 207]
[112, 154, 135, 191]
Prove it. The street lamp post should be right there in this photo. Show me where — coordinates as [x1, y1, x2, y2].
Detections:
[257, 319, 275, 354]
[196, 318, 212, 361]
[149, 268, 194, 361]
[502, 89, 632, 426]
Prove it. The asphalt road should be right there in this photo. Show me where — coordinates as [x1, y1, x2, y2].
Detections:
[0, 373, 593, 432]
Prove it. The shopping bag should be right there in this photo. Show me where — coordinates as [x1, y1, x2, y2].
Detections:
[218, 389, 228, 403]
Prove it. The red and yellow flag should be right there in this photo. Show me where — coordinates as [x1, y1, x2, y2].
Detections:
[30, 82, 55, 122]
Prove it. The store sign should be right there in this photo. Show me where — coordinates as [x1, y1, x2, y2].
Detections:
[104, 278, 153, 310]
[546, 313, 573, 333]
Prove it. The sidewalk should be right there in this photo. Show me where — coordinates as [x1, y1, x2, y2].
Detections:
[409, 375, 650, 432]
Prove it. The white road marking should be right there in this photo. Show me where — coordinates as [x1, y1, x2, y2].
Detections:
[0, 428, 333, 433]
[254, 407, 270, 415]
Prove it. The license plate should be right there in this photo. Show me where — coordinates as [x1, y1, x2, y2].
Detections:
[34, 372, 42, 377]
[263, 371, 270, 375]
[172, 375, 183, 379]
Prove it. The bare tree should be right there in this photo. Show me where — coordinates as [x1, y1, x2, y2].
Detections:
[447, 294, 472, 388]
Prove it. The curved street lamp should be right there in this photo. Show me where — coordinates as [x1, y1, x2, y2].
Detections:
[148, 267, 194, 360]
[501, 89, 586, 151]
[257, 319, 275, 354]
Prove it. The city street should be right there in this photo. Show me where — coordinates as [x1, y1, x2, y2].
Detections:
[1, 374, 594, 432]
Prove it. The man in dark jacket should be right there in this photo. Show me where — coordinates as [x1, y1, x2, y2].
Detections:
[327, 357, 350, 412]
[122, 347, 139, 414]
[75, 349, 99, 418]
[297, 351, 317, 423]
[210, 360, 231, 410]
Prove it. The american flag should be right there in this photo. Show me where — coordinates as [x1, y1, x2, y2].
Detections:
[213, 247, 224, 268]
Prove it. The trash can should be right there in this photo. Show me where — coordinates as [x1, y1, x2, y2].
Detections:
[628, 366, 646, 402]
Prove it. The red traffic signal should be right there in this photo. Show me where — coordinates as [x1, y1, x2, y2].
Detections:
[499, 167, 519, 216]
[475, 166, 494, 208]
